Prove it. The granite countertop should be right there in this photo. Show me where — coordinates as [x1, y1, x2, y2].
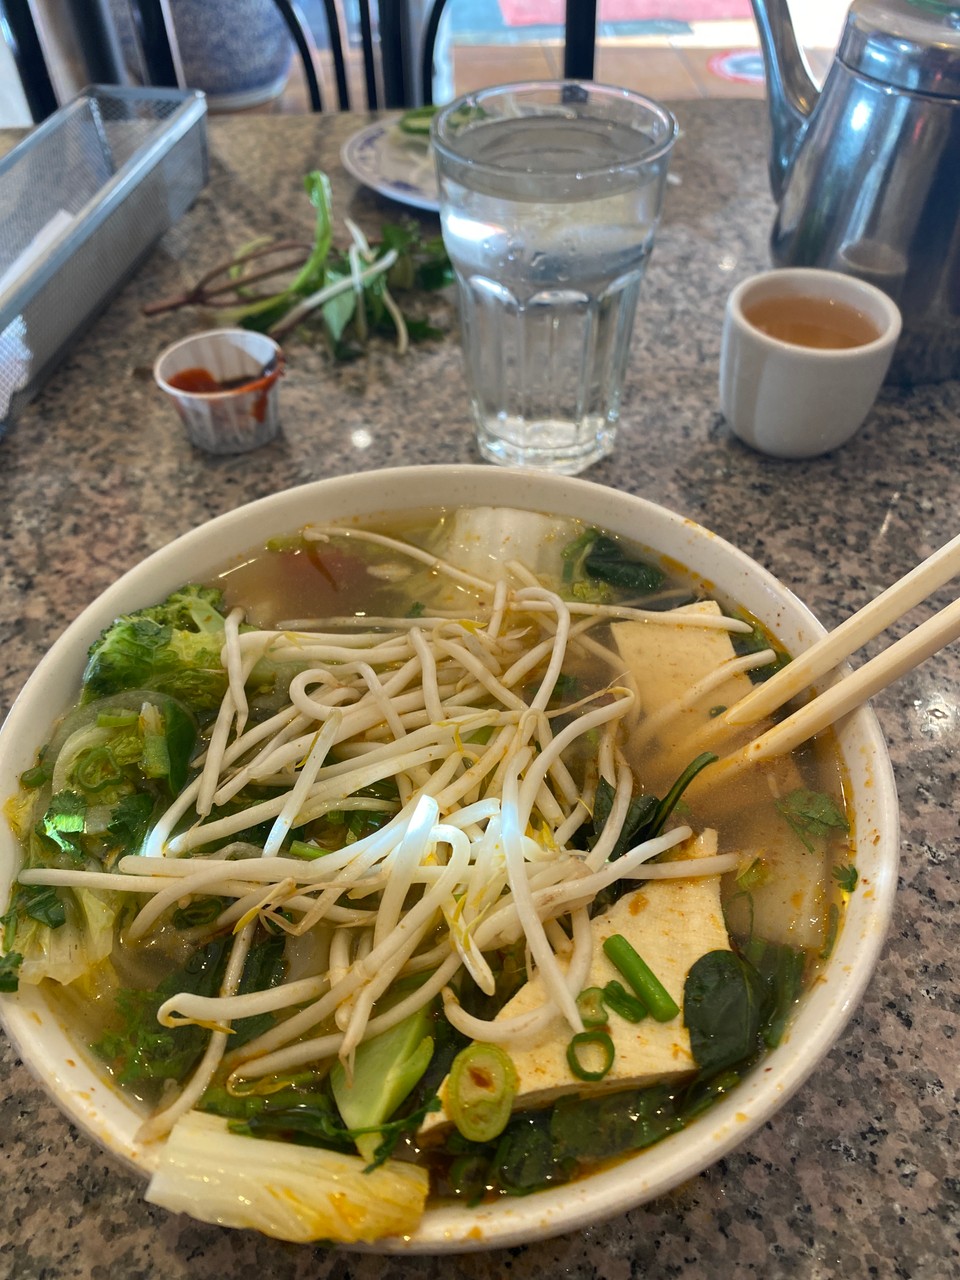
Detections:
[0, 102, 957, 1280]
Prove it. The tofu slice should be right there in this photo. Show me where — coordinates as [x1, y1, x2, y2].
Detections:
[422, 832, 730, 1132]
[613, 601, 754, 722]
[612, 602, 758, 784]
[727, 813, 830, 951]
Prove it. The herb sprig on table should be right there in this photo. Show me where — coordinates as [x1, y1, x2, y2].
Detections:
[143, 171, 453, 360]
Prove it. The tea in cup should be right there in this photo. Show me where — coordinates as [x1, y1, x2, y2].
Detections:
[719, 268, 902, 458]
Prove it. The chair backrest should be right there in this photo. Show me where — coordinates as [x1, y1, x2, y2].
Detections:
[4, 0, 601, 124]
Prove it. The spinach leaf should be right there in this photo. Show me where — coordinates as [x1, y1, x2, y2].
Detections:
[683, 949, 768, 1074]
[493, 1112, 563, 1194]
[96, 939, 229, 1087]
[741, 937, 805, 1049]
[232, 1092, 442, 1169]
[231, 932, 287, 1048]
[729, 615, 791, 680]
[550, 1084, 681, 1165]
[561, 529, 665, 599]
[95, 931, 286, 1088]
[587, 753, 717, 914]
[583, 534, 665, 593]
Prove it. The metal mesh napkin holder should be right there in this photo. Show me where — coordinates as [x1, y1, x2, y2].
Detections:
[0, 86, 208, 434]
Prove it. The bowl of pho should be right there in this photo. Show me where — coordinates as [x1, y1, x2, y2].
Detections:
[0, 465, 898, 1251]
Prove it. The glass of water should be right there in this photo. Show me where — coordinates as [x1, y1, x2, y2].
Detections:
[432, 82, 678, 474]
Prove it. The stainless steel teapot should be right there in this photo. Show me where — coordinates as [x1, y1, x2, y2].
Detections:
[751, 0, 960, 383]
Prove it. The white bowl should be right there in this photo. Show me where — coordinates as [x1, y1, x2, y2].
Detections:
[0, 465, 899, 1252]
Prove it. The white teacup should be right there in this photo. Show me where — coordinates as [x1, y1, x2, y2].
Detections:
[719, 268, 902, 459]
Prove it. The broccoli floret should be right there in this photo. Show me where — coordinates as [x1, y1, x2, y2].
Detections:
[82, 585, 231, 714]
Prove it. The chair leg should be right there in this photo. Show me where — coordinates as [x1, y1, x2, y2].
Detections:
[420, 0, 451, 106]
[563, 0, 597, 80]
[0, 0, 58, 121]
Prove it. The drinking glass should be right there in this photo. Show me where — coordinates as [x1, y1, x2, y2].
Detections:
[432, 81, 678, 474]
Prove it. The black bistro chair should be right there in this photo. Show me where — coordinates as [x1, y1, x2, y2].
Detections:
[1, 0, 602, 123]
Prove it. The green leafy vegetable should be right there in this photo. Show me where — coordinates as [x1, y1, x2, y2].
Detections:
[39, 791, 87, 856]
[833, 863, 859, 893]
[776, 788, 849, 853]
[4, 684, 203, 987]
[82, 586, 232, 715]
[145, 171, 452, 361]
[683, 949, 767, 1074]
[7, 886, 117, 989]
[586, 753, 718, 914]
[729, 614, 791, 679]
[8, 883, 66, 930]
[561, 529, 665, 599]
[95, 933, 285, 1090]
[0, 951, 23, 991]
[740, 937, 805, 1049]
[96, 939, 229, 1088]
[231, 1090, 441, 1170]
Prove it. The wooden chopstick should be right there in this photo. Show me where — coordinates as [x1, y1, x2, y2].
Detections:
[722, 594, 960, 775]
[690, 594, 960, 792]
[724, 531, 960, 727]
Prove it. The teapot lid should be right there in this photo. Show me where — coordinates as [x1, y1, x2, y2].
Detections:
[840, 0, 960, 96]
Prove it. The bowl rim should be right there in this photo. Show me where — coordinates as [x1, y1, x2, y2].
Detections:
[0, 465, 900, 1252]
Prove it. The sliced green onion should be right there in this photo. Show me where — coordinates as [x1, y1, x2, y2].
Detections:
[602, 934, 680, 1022]
[566, 1030, 615, 1082]
[19, 759, 52, 789]
[602, 979, 648, 1023]
[288, 840, 329, 860]
[447, 1042, 518, 1143]
[576, 986, 608, 1028]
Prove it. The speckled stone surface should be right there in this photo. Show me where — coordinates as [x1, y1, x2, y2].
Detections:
[0, 102, 957, 1280]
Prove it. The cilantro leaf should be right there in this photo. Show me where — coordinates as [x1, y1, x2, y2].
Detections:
[776, 789, 849, 853]
[832, 864, 859, 893]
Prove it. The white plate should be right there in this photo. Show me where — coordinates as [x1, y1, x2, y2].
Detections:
[341, 118, 439, 213]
